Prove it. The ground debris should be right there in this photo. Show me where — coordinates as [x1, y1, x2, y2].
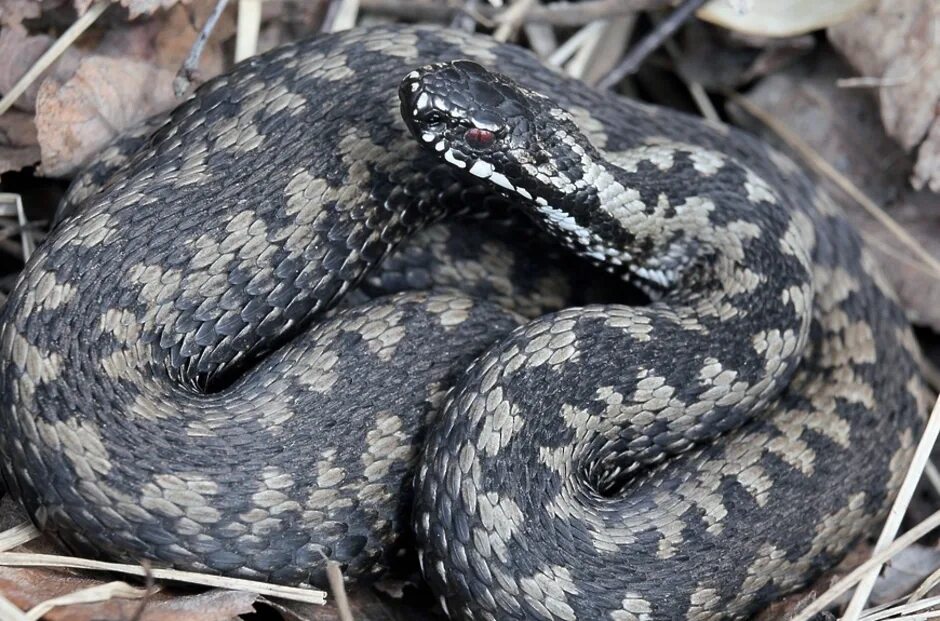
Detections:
[829, 0, 940, 192]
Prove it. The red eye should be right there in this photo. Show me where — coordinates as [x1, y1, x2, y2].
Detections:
[465, 128, 495, 148]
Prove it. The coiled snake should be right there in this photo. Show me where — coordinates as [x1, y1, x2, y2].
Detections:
[0, 24, 927, 620]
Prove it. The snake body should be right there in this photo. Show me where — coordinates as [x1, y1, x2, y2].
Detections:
[0, 25, 926, 620]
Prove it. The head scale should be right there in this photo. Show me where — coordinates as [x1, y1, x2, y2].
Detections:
[399, 60, 587, 205]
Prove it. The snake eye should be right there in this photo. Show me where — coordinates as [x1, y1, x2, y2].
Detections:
[465, 128, 496, 149]
[424, 111, 445, 125]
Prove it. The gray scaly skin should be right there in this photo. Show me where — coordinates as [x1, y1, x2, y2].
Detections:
[0, 25, 926, 620]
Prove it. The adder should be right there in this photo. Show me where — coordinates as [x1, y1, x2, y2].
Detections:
[0, 24, 926, 620]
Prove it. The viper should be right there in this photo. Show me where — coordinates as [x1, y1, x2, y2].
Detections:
[0, 24, 926, 620]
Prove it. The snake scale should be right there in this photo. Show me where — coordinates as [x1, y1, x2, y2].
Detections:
[0, 24, 928, 620]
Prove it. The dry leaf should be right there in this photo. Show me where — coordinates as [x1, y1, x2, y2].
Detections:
[731, 53, 912, 203]
[0, 27, 83, 112]
[34, 55, 177, 177]
[0, 566, 258, 620]
[829, 0, 940, 191]
[855, 192, 940, 330]
[697, 0, 877, 38]
[730, 52, 940, 330]
[0, 112, 41, 174]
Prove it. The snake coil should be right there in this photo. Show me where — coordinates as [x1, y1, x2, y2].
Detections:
[0, 25, 925, 620]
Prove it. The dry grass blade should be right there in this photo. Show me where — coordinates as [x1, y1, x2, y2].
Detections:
[358, 0, 670, 27]
[0, 193, 34, 261]
[326, 561, 354, 621]
[325, 0, 361, 33]
[597, 0, 709, 89]
[547, 21, 607, 67]
[789, 508, 940, 621]
[727, 93, 940, 281]
[25, 581, 152, 621]
[0, 523, 40, 553]
[925, 461, 940, 498]
[0, 1, 109, 116]
[493, 0, 538, 42]
[907, 566, 940, 605]
[235, 0, 263, 61]
[859, 593, 940, 620]
[0, 553, 327, 605]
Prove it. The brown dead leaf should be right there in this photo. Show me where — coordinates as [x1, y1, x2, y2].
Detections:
[0, 111, 41, 174]
[829, 0, 940, 191]
[0, 566, 257, 620]
[732, 53, 912, 203]
[730, 52, 940, 330]
[856, 192, 940, 329]
[0, 27, 84, 112]
[34, 55, 177, 177]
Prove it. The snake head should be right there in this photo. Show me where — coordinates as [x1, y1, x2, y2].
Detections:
[399, 60, 583, 206]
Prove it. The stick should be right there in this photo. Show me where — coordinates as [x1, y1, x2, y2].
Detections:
[0, 1, 109, 116]
[174, 0, 231, 97]
[597, 0, 709, 89]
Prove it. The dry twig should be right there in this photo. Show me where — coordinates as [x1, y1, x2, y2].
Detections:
[598, 0, 709, 89]
[327, 561, 354, 621]
[174, 0, 231, 97]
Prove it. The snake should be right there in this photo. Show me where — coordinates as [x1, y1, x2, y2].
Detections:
[0, 24, 927, 621]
